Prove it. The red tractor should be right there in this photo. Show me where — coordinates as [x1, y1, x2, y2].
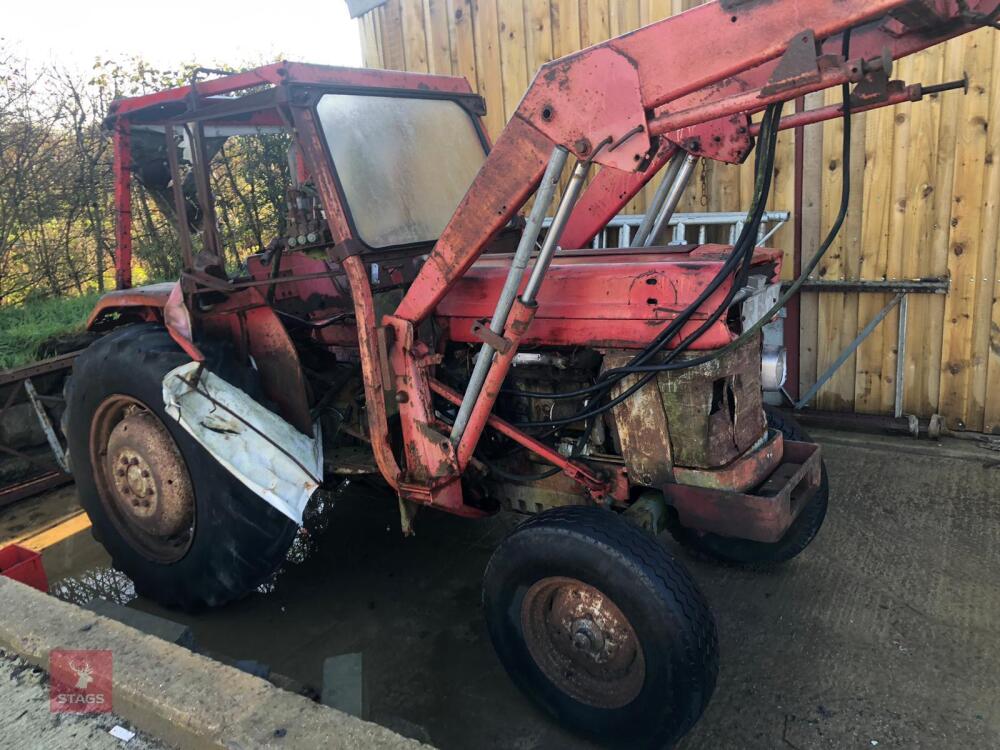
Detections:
[63, 1, 995, 745]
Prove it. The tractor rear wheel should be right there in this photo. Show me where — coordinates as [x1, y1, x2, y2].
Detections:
[64, 324, 298, 610]
[483, 506, 718, 748]
[666, 407, 829, 565]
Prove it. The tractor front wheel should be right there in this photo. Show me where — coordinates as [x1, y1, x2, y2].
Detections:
[64, 324, 298, 610]
[483, 506, 718, 748]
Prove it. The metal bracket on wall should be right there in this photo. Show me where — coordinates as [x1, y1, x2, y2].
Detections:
[788, 277, 949, 418]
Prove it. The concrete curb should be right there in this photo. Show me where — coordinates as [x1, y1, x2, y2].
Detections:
[0, 577, 429, 749]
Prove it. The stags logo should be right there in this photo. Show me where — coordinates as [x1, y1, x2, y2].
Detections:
[50, 649, 112, 713]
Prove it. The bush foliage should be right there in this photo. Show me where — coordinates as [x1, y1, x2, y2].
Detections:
[0, 48, 292, 367]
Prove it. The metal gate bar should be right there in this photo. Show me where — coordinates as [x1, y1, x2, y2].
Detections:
[0, 352, 78, 507]
[789, 278, 949, 417]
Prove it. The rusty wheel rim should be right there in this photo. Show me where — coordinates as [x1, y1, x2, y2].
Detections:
[89, 395, 195, 563]
[521, 576, 646, 709]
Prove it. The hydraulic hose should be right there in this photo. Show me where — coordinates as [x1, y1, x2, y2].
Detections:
[502, 101, 785, 406]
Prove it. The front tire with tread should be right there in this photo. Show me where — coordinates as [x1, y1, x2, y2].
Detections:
[484, 505, 718, 749]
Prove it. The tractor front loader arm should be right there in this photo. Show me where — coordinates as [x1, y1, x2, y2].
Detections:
[395, 0, 997, 323]
[324, 0, 998, 516]
[561, 0, 998, 249]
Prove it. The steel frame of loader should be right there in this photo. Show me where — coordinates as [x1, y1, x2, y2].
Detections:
[96, 0, 999, 533]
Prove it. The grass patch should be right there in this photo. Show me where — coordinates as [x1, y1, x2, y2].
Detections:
[0, 293, 101, 370]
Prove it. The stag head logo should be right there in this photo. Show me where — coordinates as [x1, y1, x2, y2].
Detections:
[49, 649, 113, 713]
[68, 659, 94, 689]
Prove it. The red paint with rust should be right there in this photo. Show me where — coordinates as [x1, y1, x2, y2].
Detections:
[91, 2, 998, 528]
[86, 283, 175, 328]
[672, 432, 785, 493]
[107, 61, 475, 120]
[664, 440, 823, 543]
[455, 298, 538, 471]
[436, 245, 781, 350]
[201, 287, 314, 435]
[429, 379, 611, 502]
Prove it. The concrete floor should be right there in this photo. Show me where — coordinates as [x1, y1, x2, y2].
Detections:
[15, 428, 1000, 749]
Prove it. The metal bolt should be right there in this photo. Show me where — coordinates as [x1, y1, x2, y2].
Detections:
[570, 619, 604, 653]
[141, 469, 150, 478]
[116, 469, 125, 477]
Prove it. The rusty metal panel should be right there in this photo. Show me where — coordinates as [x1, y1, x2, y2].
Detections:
[672, 431, 783, 492]
[664, 439, 822, 543]
[604, 351, 674, 488]
[658, 333, 767, 469]
[436, 245, 783, 350]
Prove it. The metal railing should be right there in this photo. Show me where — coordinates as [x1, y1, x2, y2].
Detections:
[0, 351, 76, 508]
[582, 211, 790, 249]
[545, 209, 947, 427]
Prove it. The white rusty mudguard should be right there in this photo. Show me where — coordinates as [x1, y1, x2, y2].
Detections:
[162, 361, 322, 523]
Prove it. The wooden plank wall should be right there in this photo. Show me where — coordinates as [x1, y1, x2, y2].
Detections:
[358, 1, 1000, 434]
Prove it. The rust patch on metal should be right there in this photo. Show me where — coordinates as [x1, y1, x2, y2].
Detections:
[105, 411, 194, 537]
[657, 333, 767, 469]
[521, 577, 645, 709]
[604, 351, 675, 487]
[673, 430, 782, 491]
[664, 439, 822, 543]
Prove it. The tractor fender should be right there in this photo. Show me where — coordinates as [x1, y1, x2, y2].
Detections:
[198, 287, 314, 436]
[85, 282, 313, 436]
[85, 282, 175, 330]
[163, 359, 322, 523]
[86, 282, 205, 362]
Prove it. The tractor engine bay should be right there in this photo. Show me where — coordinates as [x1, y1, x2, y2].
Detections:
[439, 333, 774, 515]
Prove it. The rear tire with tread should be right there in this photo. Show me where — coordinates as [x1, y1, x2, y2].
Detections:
[64, 323, 298, 610]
